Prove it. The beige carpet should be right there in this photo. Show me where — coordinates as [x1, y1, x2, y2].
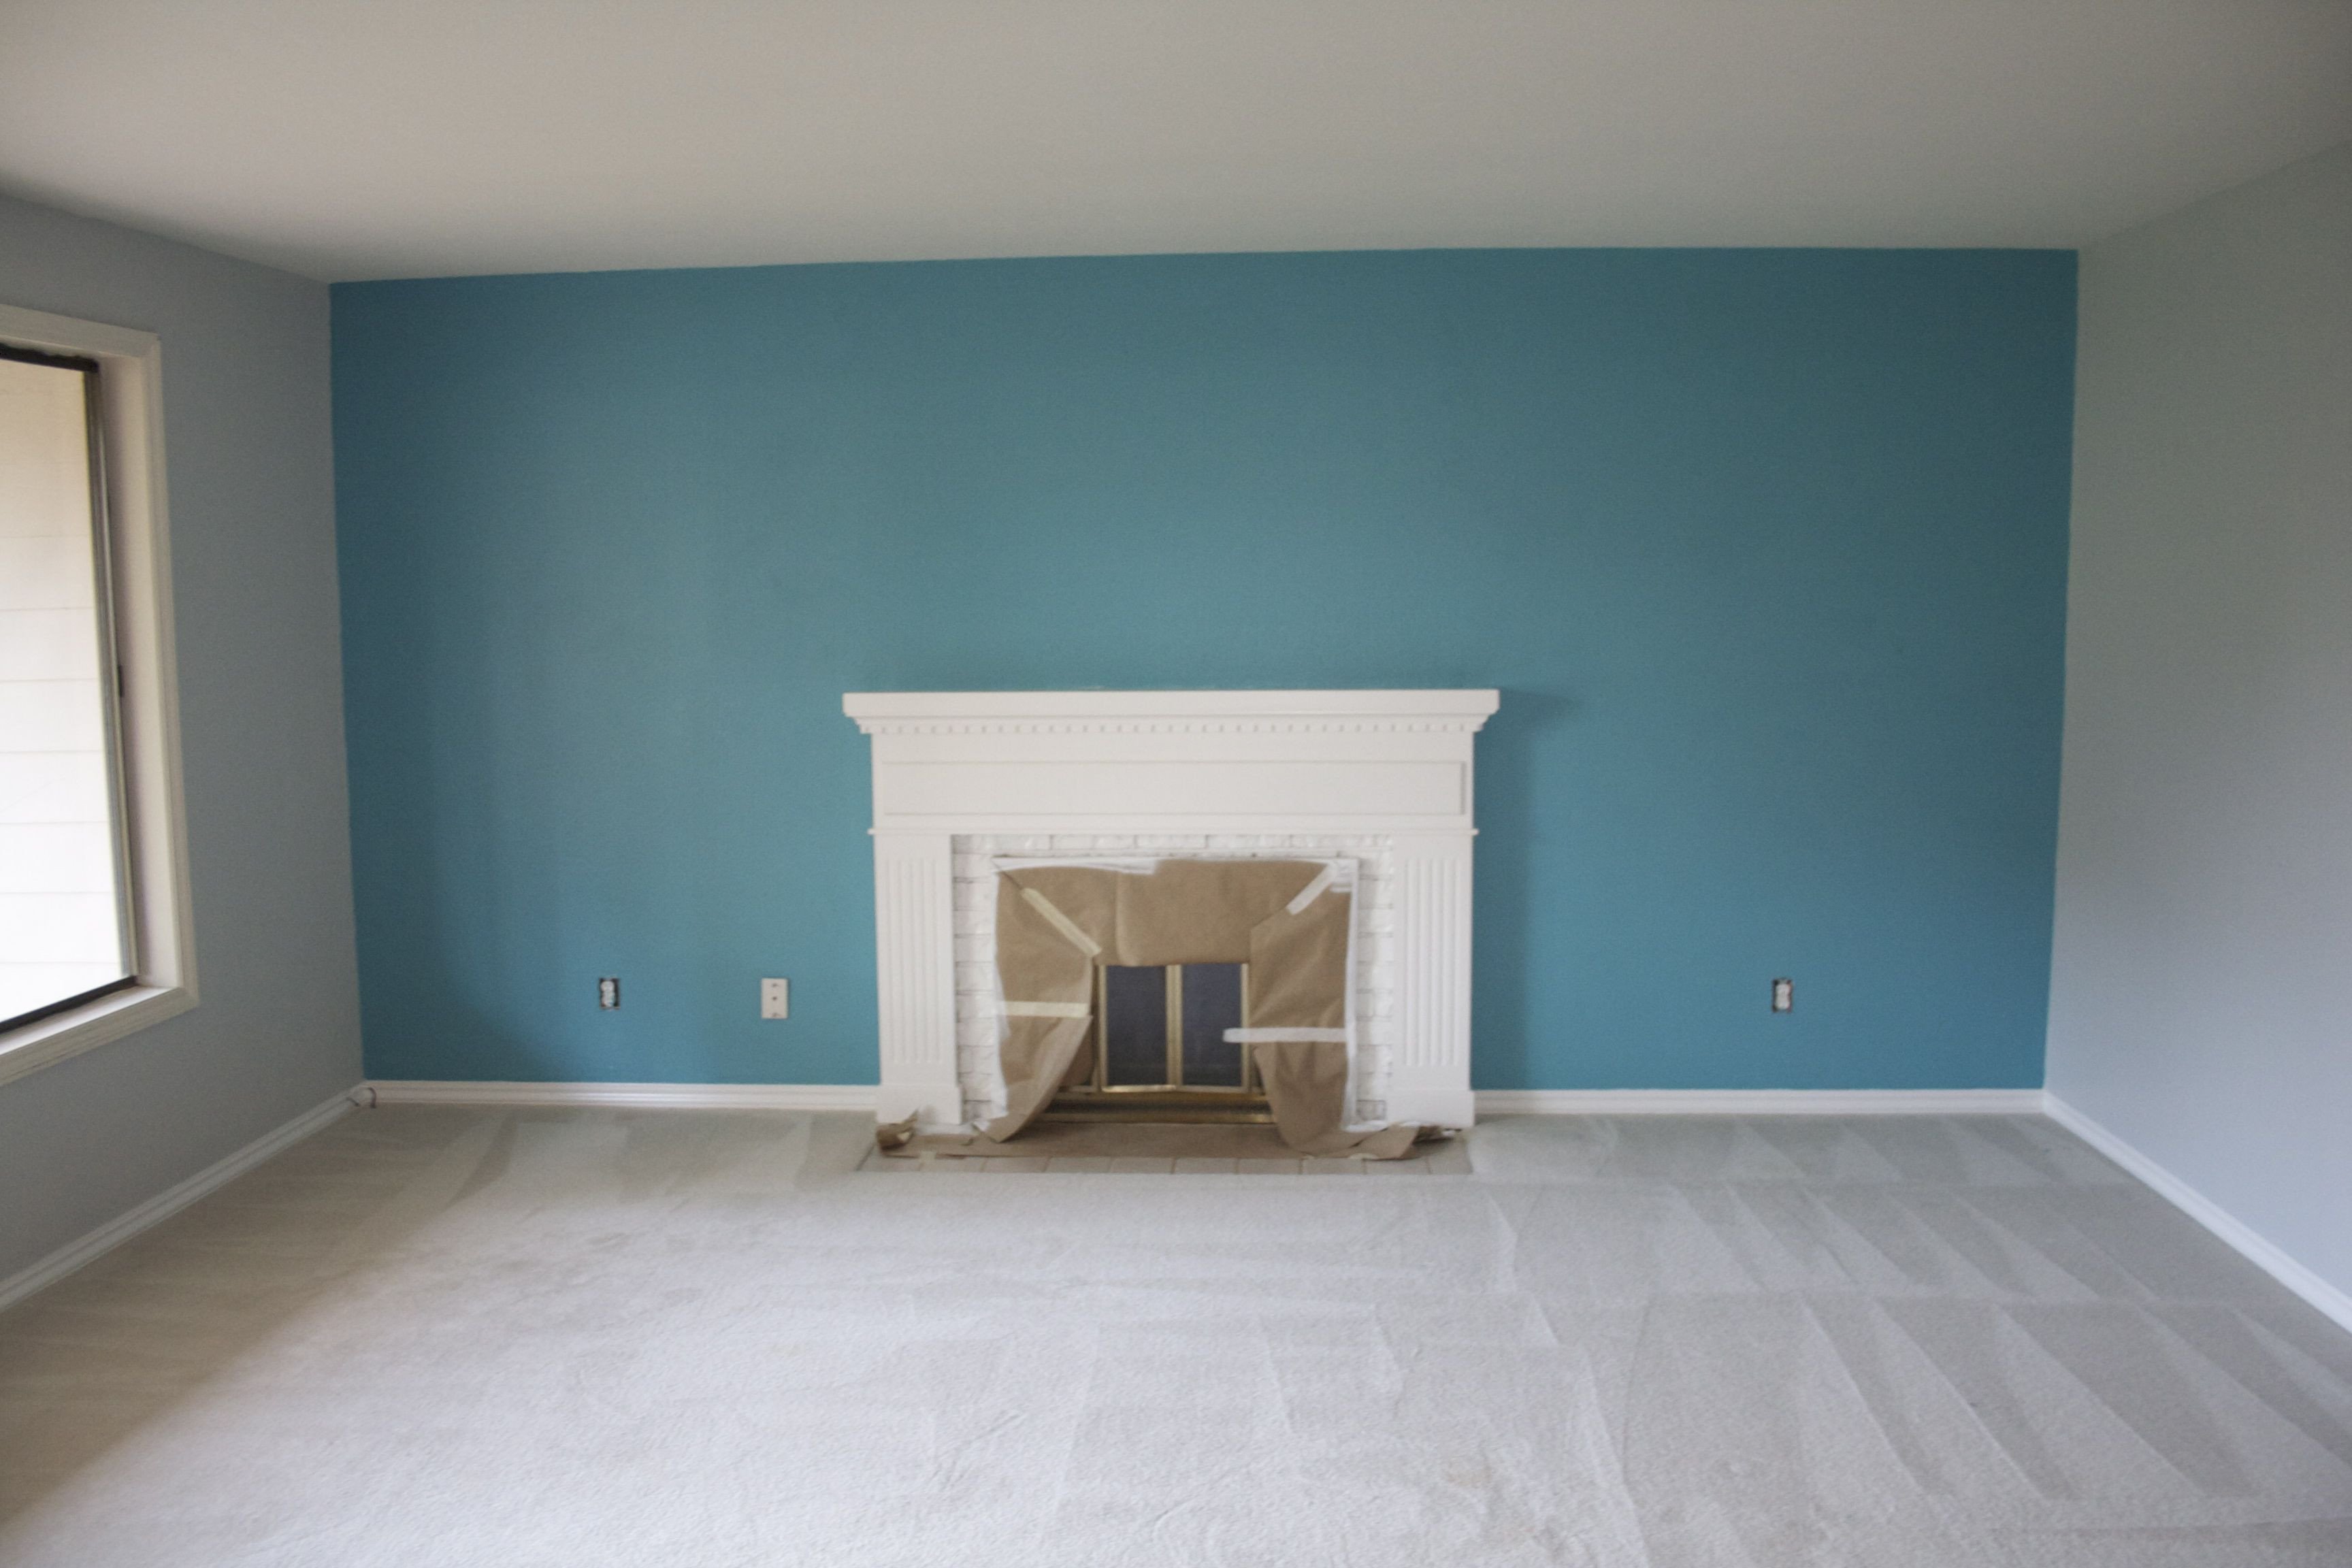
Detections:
[2, 1108, 2349, 1566]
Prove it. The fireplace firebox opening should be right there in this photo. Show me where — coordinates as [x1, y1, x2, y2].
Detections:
[1045, 962, 1268, 1124]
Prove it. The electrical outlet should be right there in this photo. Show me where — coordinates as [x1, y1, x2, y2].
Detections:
[760, 977, 789, 1019]
[1771, 977, 1793, 1013]
[598, 976, 621, 1010]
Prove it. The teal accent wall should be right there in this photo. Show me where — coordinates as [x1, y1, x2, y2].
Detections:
[331, 248, 2074, 1090]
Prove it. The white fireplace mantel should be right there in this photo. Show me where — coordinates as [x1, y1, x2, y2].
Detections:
[843, 689, 1499, 1129]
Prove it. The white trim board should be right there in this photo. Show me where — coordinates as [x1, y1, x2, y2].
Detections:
[841, 687, 1501, 726]
[2044, 1094, 2352, 1336]
[0, 1088, 358, 1316]
[362, 1081, 879, 1111]
[1475, 1088, 2045, 1115]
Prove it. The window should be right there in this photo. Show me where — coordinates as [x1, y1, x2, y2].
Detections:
[1, 344, 133, 1027]
[0, 304, 193, 1084]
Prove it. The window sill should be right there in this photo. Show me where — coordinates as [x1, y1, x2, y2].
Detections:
[0, 985, 197, 1091]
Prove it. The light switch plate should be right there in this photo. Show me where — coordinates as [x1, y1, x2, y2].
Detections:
[760, 977, 789, 1019]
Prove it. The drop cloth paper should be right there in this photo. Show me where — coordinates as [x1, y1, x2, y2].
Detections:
[980, 859, 1418, 1158]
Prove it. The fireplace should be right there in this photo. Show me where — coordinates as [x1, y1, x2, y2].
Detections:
[842, 689, 1498, 1132]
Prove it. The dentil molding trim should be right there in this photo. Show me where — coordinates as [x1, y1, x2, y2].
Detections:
[843, 688, 1501, 736]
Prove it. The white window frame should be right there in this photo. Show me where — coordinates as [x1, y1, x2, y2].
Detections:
[0, 302, 196, 1085]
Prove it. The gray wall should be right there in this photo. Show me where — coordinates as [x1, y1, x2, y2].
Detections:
[2049, 144, 2352, 1299]
[0, 195, 361, 1280]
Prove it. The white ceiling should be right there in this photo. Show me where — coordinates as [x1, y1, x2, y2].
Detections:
[2, 0, 2347, 282]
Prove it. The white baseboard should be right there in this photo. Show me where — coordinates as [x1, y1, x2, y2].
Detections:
[363, 1080, 880, 1111]
[2044, 1094, 2352, 1335]
[1481, 1084, 2351, 1333]
[0, 1086, 361, 1316]
[1474, 1088, 2046, 1116]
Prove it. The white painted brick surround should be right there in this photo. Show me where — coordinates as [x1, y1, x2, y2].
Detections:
[951, 835, 1399, 1125]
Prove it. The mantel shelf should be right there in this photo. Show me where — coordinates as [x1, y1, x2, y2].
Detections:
[843, 689, 1499, 736]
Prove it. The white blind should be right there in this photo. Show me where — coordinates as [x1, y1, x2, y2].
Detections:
[0, 353, 130, 1023]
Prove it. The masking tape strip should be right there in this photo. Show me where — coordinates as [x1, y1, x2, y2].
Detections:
[992, 858, 1159, 875]
[1284, 863, 1339, 915]
[1019, 887, 1102, 958]
[1002, 1001, 1091, 1019]
[1225, 1028, 1350, 1043]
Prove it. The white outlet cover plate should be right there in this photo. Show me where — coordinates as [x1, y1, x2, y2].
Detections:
[760, 979, 789, 1019]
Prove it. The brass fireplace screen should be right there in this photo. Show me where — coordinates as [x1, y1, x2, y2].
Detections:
[984, 858, 1420, 1158]
[1082, 962, 1254, 1096]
